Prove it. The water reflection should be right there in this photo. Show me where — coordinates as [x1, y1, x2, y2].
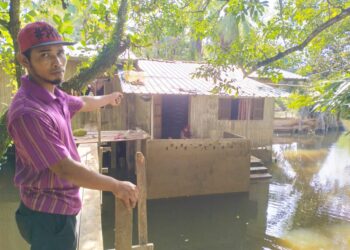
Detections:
[270, 133, 350, 249]
[100, 133, 350, 249]
[2, 132, 350, 249]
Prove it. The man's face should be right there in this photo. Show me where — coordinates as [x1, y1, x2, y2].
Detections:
[27, 44, 67, 85]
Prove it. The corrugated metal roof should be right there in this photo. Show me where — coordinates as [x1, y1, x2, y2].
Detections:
[120, 60, 288, 97]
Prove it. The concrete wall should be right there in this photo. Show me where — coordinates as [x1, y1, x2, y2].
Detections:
[145, 138, 250, 199]
[190, 96, 274, 148]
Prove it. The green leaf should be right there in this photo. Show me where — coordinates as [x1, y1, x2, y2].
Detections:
[0, 2, 8, 9]
[53, 15, 62, 25]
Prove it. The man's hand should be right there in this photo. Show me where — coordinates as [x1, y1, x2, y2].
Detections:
[108, 92, 123, 106]
[113, 180, 139, 212]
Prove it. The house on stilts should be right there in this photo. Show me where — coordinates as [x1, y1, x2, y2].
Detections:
[78, 59, 287, 199]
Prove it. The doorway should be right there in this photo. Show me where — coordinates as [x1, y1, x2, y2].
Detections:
[161, 95, 189, 139]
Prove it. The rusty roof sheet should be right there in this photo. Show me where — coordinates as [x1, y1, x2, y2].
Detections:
[120, 60, 288, 97]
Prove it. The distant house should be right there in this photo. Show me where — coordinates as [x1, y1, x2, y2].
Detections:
[249, 69, 308, 90]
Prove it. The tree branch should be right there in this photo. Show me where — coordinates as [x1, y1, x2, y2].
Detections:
[327, 0, 344, 11]
[61, 0, 68, 9]
[1, 0, 130, 158]
[62, 0, 129, 91]
[246, 7, 350, 75]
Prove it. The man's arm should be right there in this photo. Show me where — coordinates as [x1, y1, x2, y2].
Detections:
[51, 157, 138, 211]
[79, 92, 123, 112]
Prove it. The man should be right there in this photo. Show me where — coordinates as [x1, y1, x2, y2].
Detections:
[7, 21, 139, 250]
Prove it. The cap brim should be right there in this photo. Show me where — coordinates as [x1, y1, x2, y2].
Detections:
[30, 40, 76, 49]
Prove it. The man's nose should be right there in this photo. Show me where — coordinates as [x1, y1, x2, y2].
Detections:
[52, 56, 64, 67]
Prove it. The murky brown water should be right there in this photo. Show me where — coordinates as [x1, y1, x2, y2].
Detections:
[2, 132, 350, 249]
[102, 132, 350, 250]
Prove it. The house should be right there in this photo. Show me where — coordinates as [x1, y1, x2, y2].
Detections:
[109, 60, 286, 199]
[67, 58, 288, 199]
[249, 69, 308, 89]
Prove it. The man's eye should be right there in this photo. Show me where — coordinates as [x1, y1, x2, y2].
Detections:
[41, 53, 49, 57]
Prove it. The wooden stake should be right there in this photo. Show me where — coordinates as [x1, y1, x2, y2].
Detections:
[132, 152, 154, 250]
[114, 151, 154, 250]
[115, 199, 133, 250]
[97, 108, 102, 173]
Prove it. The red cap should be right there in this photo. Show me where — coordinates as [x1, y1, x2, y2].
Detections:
[17, 21, 75, 53]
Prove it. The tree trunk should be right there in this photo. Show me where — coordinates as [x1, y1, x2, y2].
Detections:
[0, 0, 129, 158]
[9, 0, 23, 87]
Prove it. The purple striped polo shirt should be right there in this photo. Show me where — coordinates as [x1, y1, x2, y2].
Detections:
[7, 75, 83, 215]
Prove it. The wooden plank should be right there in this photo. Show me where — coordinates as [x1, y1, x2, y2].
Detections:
[133, 152, 154, 250]
[115, 199, 132, 250]
[111, 142, 117, 169]
[135, 152, 148, 244]
[74, 130, 149, 144]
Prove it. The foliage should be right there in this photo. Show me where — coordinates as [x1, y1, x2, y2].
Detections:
[0, 0, 129, 158]
[2, 0, 350, 158]
[288, 78, 350, 119]
[0, 110, 11, 161]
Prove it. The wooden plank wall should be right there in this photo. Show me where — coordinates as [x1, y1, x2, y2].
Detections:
[0, 67, 15, 113]
[190, 95, 274, 148]
[71, 75, 127, 131]
[134, 95, 152, 132]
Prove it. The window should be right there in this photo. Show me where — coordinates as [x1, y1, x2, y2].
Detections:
[218, 98, 264, 120]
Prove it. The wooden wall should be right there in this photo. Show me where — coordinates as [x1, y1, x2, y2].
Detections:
[71, 75, 128, 131]
[133, 94, 152, 132]
[190, 96, 274, 148]
[0, 60, 81, 114]
[0, 67, 14, 113]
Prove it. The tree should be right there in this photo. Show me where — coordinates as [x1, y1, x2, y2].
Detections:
[0, 0, 129, 158]
[2, 0, 350, 158]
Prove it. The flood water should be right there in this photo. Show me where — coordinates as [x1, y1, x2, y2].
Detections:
[102, 132, 350, 250]
[1, 132, 350, 249]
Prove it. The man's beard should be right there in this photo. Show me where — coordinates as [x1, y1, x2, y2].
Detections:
[47, 79, 62, 85]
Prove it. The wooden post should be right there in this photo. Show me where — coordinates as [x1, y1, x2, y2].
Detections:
[114, 151, 153, 250]
[132, 152, 154, 250]
[111, 142, 117, 169]
[115, 199, 133, 250]
[97, 108, 102, 174]
[97, 109, 103, 205]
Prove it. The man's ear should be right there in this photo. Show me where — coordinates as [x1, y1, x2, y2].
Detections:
[16, 53, 30, 68]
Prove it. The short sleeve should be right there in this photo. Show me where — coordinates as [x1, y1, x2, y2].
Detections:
[66, 94, 83, 118]
[9, 114, 70, 171]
